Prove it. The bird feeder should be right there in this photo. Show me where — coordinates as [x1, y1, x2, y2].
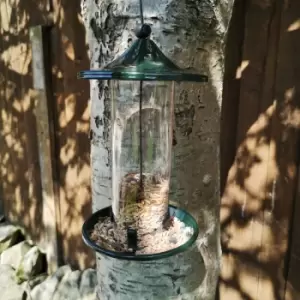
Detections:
[80, 22, 207, 259]
[79, 5, 208, 296]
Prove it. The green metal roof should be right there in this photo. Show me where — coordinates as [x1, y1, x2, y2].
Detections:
[78, 38, 208, 82]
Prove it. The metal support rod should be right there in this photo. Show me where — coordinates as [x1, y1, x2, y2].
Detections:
[139, 81, 143, 201]
[139, 0, 144, 24]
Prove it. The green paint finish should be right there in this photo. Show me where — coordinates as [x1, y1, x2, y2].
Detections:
[78, 38, 208, 82]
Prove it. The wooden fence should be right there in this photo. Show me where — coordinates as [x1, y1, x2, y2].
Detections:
[0, 0, 93, 270]
[220, 0, 300, 299]
[0, 0, 300, 299]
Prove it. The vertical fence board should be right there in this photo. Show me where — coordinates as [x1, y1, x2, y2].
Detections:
[274, 0, 300, 299]
[30, 25, 59, 272]
[219, 0, 295, 299]
[50, 0, 93, 269]
[220, 0, 246, 196]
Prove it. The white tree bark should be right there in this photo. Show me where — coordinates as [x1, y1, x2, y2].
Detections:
[95, 244, 205, 300]
[81, 0, 234, 299]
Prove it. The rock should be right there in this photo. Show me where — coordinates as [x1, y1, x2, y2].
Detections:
[31, 267, 97, 300]
[31, 265, 72, 300]
[0, 264, 26, 300]
[15, 246, 46, 283]
[80, 268, 97, 299]
[1, 241, 31, 269]
[21, 273, 48, 294]
[22, 273, 48, 289]
[81, 294, 97, 300]
[52, 270, 81, 300]
[0, 225, 23, 253]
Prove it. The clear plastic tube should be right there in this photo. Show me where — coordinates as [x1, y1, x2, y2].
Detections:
[111, 80, 174, 236]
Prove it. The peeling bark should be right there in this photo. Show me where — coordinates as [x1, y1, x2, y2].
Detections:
[95, 245, 205, 300]
[81, 0, 234, 299]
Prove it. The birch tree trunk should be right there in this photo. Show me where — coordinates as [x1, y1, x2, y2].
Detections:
[81, 0, 234, 299]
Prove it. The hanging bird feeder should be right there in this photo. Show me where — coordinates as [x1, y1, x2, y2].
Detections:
[79, 0, 207, 261]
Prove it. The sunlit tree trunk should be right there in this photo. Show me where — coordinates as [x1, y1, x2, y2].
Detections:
[81, 0, 234, 299]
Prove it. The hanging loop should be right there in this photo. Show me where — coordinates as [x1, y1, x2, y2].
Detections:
[135, 0, 151, 39]
[135, 23, 152, 39]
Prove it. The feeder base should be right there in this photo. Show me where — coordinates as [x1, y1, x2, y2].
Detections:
[83, 205, 205, 299]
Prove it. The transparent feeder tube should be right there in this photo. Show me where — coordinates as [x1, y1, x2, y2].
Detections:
[111, 80, 174, 235]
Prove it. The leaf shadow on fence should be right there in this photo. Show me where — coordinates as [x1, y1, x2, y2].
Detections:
[0, 0, 94, 269]
[219, 0, 300, 299]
